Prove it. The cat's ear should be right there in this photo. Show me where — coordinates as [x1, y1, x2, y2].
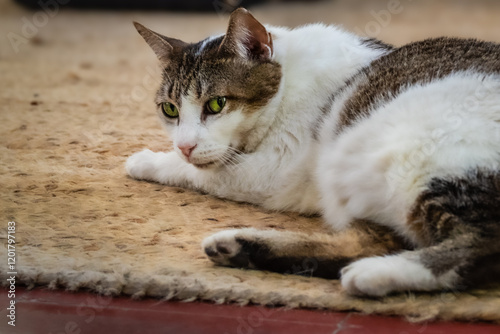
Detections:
[219, 8, 273, 60]
[133, 22, 187, 65]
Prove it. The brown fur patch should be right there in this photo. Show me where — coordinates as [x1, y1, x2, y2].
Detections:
[337, 37, 500, 133]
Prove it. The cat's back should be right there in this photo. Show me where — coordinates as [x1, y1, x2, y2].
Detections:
[336, 37, 500, 132]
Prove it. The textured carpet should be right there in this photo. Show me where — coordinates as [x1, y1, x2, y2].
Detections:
[1, 0, 500, 323]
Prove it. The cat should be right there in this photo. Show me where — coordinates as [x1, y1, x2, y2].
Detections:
[126, 8, 500, 296]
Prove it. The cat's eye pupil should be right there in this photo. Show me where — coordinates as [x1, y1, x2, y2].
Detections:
[162, 102, 179, 118]
[207, 97, 226, 114]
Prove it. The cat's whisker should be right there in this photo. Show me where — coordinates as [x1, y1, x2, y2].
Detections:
[218, 148, 248, 174]
[198, 144, 244, 172]
[220, 153, 244, 172]
[207, 145, 246, 172]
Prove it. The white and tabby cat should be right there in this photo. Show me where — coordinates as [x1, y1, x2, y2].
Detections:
[126, 9, 500, 296]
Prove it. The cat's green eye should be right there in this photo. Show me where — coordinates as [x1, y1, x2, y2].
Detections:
[161, 102, 179, 118]
[206, 97, 226, 114]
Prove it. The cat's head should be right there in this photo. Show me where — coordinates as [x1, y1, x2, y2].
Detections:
[134, 8, 282, 169]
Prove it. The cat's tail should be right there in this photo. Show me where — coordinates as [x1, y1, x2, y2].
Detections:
[202, 220, 408, 279]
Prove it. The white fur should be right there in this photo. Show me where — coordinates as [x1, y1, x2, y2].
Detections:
[341, 253, 459, 296]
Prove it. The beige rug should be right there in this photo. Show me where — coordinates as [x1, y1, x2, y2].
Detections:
[2, 0, 500, 323]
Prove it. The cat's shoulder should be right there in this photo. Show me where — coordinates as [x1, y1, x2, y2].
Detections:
[336, 37, 500, 131]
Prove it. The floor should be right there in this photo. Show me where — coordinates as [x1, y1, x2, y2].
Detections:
[2, 287, 500, 334]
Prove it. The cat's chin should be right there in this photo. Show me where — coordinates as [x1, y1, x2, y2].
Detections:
[192, 161, 218, 169]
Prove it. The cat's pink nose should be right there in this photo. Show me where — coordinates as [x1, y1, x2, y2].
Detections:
[178, 143, 197, 159]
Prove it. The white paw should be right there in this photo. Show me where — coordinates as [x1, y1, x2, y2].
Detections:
[341, 252, 446, 297]
[202, 229, 251, 267]
[341, 257, 397, 297]
[341, 255, 440, 297]
[125, 149, 158, 180]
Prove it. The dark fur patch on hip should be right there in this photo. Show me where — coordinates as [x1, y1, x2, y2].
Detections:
[408, 169, 500, 286]
[409, 169, 500, 245]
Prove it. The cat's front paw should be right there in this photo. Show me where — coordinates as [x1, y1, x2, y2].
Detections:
[125, 149, 158, 180]
[202, 229, 254, 268]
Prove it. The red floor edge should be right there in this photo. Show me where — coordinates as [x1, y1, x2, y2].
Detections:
[1, 287, 499, 334]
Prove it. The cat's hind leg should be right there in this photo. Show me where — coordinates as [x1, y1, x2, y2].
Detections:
[202, 221, 406, 278]
[341, 170, 500, 296]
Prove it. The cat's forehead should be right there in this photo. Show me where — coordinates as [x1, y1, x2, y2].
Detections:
[172, 35, 227, 70]
[157, 37, 252, 102]
[193, 35, 225, 56]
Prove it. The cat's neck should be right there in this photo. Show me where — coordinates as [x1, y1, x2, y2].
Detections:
[273, 24, 389, 107]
